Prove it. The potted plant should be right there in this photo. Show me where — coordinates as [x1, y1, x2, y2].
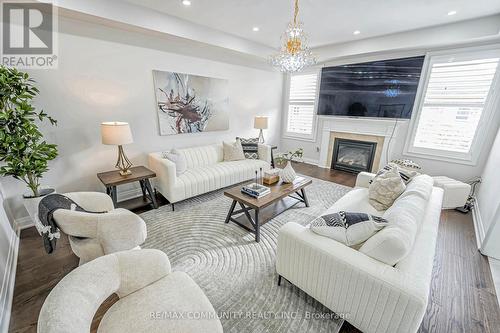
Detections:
[275, 148, 303, 183]
[0, 66, 58, 220]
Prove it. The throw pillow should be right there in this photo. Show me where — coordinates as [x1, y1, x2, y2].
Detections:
[368, 166, 406, 211]
[237, 137, 259, 159]
[162, 149, 187, 176]
[391, 158, 422, 171]
[373, 162, 419, 184]
[310, 211, 388, 246]
[223, 140, 246, 161]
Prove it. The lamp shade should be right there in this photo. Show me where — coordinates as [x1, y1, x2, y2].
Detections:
[101, 122, 133, 145]
[254, 116, 268, 129]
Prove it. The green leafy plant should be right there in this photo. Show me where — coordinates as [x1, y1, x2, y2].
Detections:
[0, 65, 58, 197]
[275, 148, 304, 166]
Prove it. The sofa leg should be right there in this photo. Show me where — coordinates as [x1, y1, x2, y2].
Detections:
[278, 275, 282, 286]
[172, 203, 175, 212]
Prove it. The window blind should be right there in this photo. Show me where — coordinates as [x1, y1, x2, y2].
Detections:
[413, 57, 499, 154]
[286, 73, 318, 135]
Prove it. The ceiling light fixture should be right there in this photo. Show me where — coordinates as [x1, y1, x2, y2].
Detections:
[447, 10, 457, 16]
[353, 30, 361, 35]
[253, 27, 260, 32]
[270, 0, 316, 73]
[182, 0, 191, 6]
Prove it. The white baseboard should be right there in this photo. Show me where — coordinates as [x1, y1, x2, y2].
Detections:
[301, 157, 319, 166]
[471, 197, 485, 250]
[0, 228, 20, 333]
[14, 216, 34, 231]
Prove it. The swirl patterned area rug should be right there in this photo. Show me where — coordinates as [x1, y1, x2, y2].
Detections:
[140, 176, 351, 333]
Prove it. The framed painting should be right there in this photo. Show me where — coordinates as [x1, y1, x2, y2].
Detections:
[152, 70, 229, 135]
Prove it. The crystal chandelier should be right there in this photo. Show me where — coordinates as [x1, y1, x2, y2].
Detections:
[270, 0, 316, 72]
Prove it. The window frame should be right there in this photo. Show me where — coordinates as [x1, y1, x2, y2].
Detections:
[282, 69, 321, 142]
[404, 46, 500, 165]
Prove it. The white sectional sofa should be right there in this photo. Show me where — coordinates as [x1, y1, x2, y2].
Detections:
[149, 143, 271, 208]
[276, 172, 444, 333]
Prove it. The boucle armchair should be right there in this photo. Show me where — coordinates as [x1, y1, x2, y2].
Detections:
[38, 249, 223, 333]
[53, 192, 147, 265]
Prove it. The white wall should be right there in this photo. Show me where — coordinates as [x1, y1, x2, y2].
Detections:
[0, 184, 18, 333]
[280, 44, 500, 181]
[0, 16, 284, 220]
[477, 126, 500, 259]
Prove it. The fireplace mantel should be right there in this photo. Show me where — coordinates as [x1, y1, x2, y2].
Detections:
[318, 117, 407, 169]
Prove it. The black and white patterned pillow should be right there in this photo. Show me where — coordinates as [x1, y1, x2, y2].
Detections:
[310, 211, 388, 246]
[391, 159, 422, 170]
[237, 137, 259, 159]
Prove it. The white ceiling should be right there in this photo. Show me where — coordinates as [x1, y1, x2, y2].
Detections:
[120, 0, 500, 48]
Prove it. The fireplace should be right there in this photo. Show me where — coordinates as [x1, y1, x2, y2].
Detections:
[331, 138, 377, 173]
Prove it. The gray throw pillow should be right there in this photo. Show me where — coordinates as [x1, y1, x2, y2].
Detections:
[310, 211, 388, 246]
[237, 137, 259, 159]
[162, 149, 187, 176]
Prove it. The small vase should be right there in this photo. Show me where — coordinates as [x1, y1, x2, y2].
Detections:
[23, 188, 56, 224]
[280, 161, 297, 183]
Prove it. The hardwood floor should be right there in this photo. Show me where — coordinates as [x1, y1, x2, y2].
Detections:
[9, 163, 500, 333]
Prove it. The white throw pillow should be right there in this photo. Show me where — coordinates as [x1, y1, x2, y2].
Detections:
[310, 211, 388, 246]
[162, 149, 187, 176]
[368, 166, 406, 211]
[223, 140, 245, 161]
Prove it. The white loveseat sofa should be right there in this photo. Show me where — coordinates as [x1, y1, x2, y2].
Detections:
[276, 172, 444, 333]
[38, 249, 223, 333]
[149, 143, 271, 208]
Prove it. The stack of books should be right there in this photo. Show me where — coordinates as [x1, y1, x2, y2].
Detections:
[241, 183, 270, 198]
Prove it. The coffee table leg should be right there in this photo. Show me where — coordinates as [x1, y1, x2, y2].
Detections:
[301, 188, 310, 207]
[255, 208, 260, 242]
[144, 179, 158, 209]
[225, 200, 237, 224]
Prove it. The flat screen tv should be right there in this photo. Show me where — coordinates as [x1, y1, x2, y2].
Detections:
[317, 56, 425, 119]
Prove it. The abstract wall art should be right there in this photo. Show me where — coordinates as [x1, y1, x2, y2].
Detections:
[152, 70, 229, 135]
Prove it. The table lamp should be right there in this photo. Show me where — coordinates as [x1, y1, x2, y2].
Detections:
[101, 122, 134, 175]
[254, 116, 268, 143]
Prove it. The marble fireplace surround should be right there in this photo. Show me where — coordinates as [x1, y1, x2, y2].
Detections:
[318, 117, 407, 171]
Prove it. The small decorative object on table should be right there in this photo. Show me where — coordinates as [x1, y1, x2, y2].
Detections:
[101, 122, 134, 176]
[242, 169, 270, 198]
[275, 148, 303, 183]
[263, 169, 280, 185]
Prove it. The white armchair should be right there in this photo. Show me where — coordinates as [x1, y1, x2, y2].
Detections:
[53, 192, 147, 265]
[38, 249, 223, 333]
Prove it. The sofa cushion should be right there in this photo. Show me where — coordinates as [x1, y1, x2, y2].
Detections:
[238, 137, 259, 159]
[162, 149, 187, 176]
[173, 159, 269, 200]
[368, 166, 406, 211]
[360, 175, 433, 265]
[175, 144, 222, 169]
[310, 211, 388, 246]
[223, 140, 246, 161]
[98, 271, 222, 333]
[323, 188, 385, 217]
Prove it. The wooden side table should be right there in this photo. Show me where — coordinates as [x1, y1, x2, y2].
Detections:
[97, 166, 158, 209]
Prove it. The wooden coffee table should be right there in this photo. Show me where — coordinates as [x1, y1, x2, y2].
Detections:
[224, 177, 312, 242]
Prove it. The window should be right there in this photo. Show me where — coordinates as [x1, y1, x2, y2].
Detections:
[405, 48, 500, 163]
[284, 72, 319, 140]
